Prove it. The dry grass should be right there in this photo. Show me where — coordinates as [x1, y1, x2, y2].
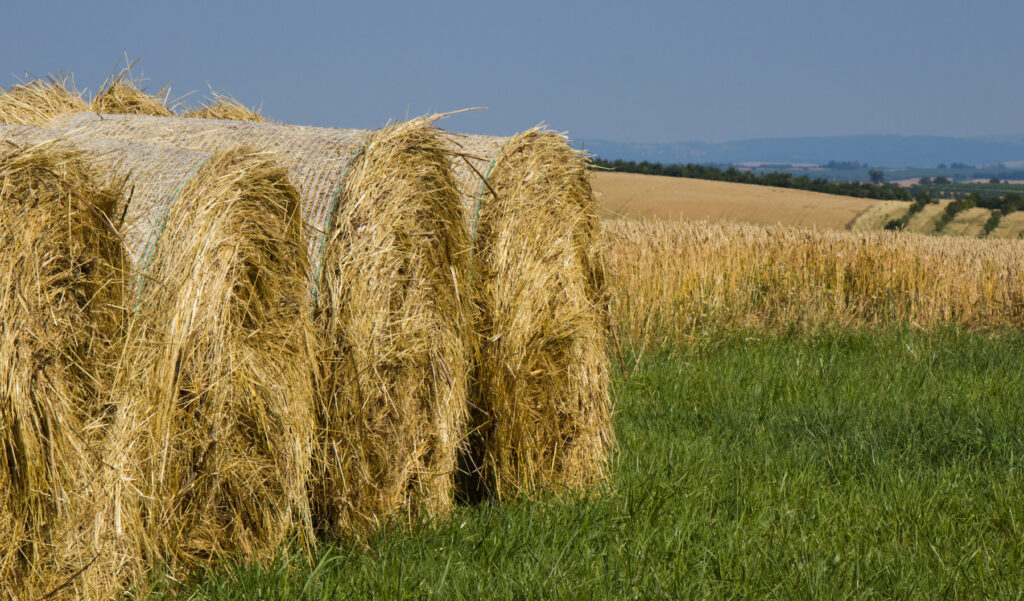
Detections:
[183, 91, 268, 122]
[119, 148, 316, 568]
[450, 129, 613, 500]
[92, 75, 173, 117]
[313, 118, 471, 537]
[902, 199, 950, 233]
[989, 210, 1024, 239]
[0, 142, 139, 600]
[0, 76, 89, 126]
[605, 218, 1024, 349]
[594, 171, 877, 229]
[940, 207, 991, 237]
[848, 200, 907, 231]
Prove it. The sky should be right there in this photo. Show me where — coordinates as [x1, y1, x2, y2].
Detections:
[2, 0, 1023, 144]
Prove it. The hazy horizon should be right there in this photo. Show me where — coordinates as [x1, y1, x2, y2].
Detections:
[4, 0, 1023, 144]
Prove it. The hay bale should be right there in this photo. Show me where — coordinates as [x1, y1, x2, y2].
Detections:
[445, 128, 614, 499]
[124, 148, 316, 566]
[92, 76, 173, 117]
[41, 113, 473, 535]
[183, 91, 268, 122]
[0, 76, 89, 125]
[0, 141, 138, 600]
[0, 126, 318, 568]
[313, 119, 471, 536]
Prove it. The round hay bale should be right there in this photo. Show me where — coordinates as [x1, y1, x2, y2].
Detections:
[446, 128, 614, 500]
[126, 148, 316, 566]
[92, 76, 173, 117]
[314, 119, 471, 536]
[0, 142, 137, 600]
[183, 91, 268, 122]
[37, 112, 473, 535]
[0, 77, 89, 125]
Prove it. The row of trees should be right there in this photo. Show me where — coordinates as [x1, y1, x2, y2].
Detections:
[884, 190, 1024, 233]
[593, 158, 913, 201]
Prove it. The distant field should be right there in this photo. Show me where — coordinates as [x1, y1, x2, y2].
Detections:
[595, 171, 1024, 238]
[593, 172, 875, 230]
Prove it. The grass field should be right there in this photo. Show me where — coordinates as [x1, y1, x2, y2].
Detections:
[153, 328, 1024, 600]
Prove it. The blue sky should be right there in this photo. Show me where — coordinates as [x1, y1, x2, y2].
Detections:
[3, 0, 1022, 143]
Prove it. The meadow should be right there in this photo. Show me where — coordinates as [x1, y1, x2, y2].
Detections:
[155, 328, 1024, 600]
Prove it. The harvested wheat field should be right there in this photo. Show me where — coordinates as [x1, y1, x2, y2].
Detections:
[940, 207, 992, 237]
[446, 129, 613, 501]
[848, 200, 907, 231]
[900, 200, 952, 233]
[0, 141, 138, 600]
[989, 210, 1024, 238]
[593, 171, 878, 229]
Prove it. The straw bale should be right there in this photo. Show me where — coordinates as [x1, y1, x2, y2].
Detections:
[92, 76, 173, 117]
[445, 128, 614, 499]
[123, 148, 316, 566]
[183, 91, 268, 122]
[43, 112, 474, 534]
[0, 126, 319, 567]
[0, 77, 89, 126]
[313, 119, 471, 536]
[0, 141, 139, 600]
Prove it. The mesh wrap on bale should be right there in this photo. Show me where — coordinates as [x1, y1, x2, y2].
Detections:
[446, 128, 614, 499]
[48, 112, 369, 262]
[313, 119, 471, 536]
[0, 141, 139, 600]
[0, 124, 211, 263]
[121, 148, 317, 566]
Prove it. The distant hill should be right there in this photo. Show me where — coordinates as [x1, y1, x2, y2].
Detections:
[578, 135, 1024, 168]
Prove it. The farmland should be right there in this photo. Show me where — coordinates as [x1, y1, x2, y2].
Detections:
[145, 215, 1024, 599]
[596, 171, 1024, 238]
[4, 74, 1024, 600]
[155, 328, 1024, 600]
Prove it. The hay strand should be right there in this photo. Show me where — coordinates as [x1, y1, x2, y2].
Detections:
[313, 118, 472, 536]
[92, 75, 173, 117]
[183, 91, 268, 122]
[0, 141, 139, 600]
[0, 76, 89, 125]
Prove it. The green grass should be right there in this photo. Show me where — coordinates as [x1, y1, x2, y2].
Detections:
[155, 329, 1024, 600]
